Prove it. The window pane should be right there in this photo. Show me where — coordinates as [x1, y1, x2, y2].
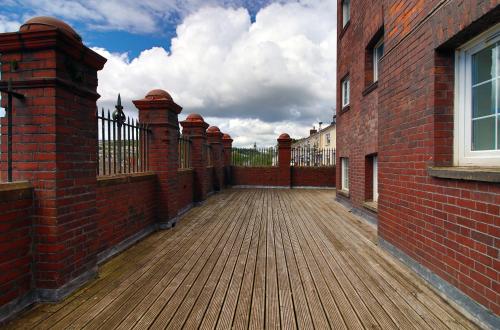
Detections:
[497, 78, 500, 114]
[472, 44, 495, 84]
[498, 116, 500, 149]
[472, 117, 495, 150]
[472, 80, 495, 118]
[376, 42, 384, 59]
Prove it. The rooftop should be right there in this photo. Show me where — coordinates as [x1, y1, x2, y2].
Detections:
[5, 189, 478, 329]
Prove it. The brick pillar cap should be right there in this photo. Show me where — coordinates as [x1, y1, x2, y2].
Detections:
[20, 16, 82, 43]
[278, 133, 291, 140]
[145, 89, 173, 101]
[186, 113, 205, 122]
[222, 133, 233, 140]
[133, 89, 182, 114]
[207, 126, 221, 133]
[181, 113, 209, 129]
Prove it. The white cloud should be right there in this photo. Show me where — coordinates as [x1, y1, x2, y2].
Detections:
[94, 1, 337, 146]
[0, 14, 21, 33]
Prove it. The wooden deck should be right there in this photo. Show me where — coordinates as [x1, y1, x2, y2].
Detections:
[6, 189, 478, 329]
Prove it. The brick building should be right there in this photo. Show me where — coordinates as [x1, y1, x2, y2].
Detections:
[336, 0, 499, 327]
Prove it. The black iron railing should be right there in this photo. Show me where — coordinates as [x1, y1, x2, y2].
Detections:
[179, 136, 192, 169]
[0, 79, 25, 182]
[97, 95, 151, 176]
[231, 147, 277, 167]
[291, 147, 336, 167]
[204, 143, 213, 167]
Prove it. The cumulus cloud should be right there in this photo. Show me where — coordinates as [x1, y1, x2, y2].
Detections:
[94, 0, 337, 146]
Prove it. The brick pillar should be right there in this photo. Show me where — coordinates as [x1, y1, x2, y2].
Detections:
[0, 17, 106, 300]
[180, 114, 209, 202]
[278, 133, 292, 187]
[207, 126, 224, 191]
[133, 89, 182, 228]
[222, 133, 233, 186]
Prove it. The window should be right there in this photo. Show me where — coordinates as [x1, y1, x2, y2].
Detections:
[455, 24, 500, 166]
[341, 157, 349, 192]
[326, 133, 331, 145]
[341, 77, 350, 108]
[373, 156, 378, 202]
[373, 38, 384, 82]
[342, 0, 350, 28]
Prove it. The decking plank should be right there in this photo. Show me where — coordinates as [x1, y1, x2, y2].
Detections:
[4, 189, 480, 330]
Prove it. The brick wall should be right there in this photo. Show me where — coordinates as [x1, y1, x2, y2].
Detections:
[206, 166, 215, 193]
[0, 183, 33, 311]
[378, 1, 499, 316]
[231, 167, 281, 186]
[178, 169, 194, 212]
[338, 0, 499, 317]
[336, 0, 382, 207]
[96, 174, 156, 257]
[291, 167, 336, 187]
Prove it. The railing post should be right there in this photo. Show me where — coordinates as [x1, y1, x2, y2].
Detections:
[222, 133, 233, 186]
[133, 89, 182, 228]
[180, 114, 209, 203]
[278, 133, 292, 187]
[207, 126, 224, 191]
[0, 17, 106, 300]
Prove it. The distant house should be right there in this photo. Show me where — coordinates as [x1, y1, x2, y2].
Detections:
[293, 116, 336, 150]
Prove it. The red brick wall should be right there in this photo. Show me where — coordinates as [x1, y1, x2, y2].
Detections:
[96, 174, 156, 256]
[336, 0, 382, 207]
[178, 169, 194, 212]
[291, 167, 336, 187]
[0, 183, 33, 308]
[338, 0, 500, 316]
[206, 166, 215, 193]
[231, 167, 281, 186]
[378, 1, 499, 315]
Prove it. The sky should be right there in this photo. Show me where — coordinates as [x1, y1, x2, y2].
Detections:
[0, 0, 337, 147]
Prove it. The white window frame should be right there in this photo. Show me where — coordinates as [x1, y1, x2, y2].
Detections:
[341, 157, 349, 192]
[341, 77, 350, 108]
[373, 156, 378, 202]
[342, 0, 350, 28]
[326, 133, 331, 145]
[455, 24, 500, 167]
[373, 38, 384, 82]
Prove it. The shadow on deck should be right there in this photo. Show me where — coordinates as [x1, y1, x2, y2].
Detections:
[5, 188, 479, 329]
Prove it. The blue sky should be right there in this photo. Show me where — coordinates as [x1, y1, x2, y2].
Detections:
[1, 0, 272, 57]
[0, 0, 337, 147]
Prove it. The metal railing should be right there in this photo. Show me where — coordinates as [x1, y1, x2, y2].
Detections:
[204, 143, 213, 166]
[0, 79, 25, 182]
[179, 136, 192, 169]
[291, 147, 336, 167]
[231, 147, 278, 167]
[97, 95, 151, 176]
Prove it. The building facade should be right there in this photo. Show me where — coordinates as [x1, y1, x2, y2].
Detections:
[293, 120, 337, 149]
[336, 0, 499, 325]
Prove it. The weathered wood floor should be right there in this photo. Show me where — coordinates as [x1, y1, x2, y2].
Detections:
[6, 189, 478, 329]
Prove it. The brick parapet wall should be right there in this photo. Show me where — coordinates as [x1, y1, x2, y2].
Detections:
[96, 174, 157, 257]
[232, 166, 336, 188]
[177, 169, 194, 212]
[0, 182, 33, 319]
[291, 167, 336, 187]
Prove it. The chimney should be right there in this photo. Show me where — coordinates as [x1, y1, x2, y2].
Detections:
[318, 122, 323, 131]
[309, 126, 317, 136]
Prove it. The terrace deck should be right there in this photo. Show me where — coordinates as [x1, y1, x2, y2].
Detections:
[6, 189, 478, 329]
